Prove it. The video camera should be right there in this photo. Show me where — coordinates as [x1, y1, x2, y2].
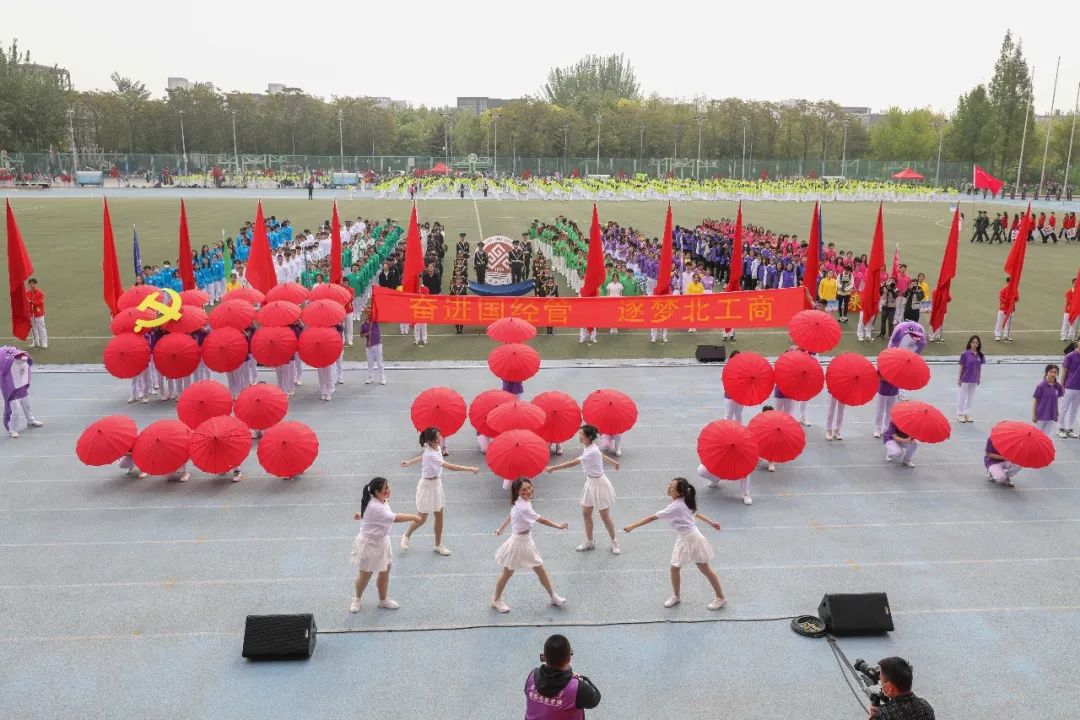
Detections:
[853, 659, 889, 708]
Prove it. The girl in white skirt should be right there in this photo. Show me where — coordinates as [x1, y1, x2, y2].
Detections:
[623, 477, 727, 610]
[490, 478, 569, 613]
[399, 427, 479, 556]
[349, 477, 422, 612]
[545, 424, 622, 555]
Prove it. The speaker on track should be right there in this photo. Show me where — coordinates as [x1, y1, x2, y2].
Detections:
[695, 344, 727, 363]
[817, 593, 893, 635]
[242, 614, 317, 660]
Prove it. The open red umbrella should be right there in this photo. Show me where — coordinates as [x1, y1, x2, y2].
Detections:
[110, 307, 155, 335]
[210, 300, 257, 330]
[153, 333, 201, 379]
[132, 420, 191, 475]
[877, 348, 930, 391]
[990, 421, 1056, 469]
[486, 429, 549, 480]
[252, 326, 299, 366]
[302, 299, 347, 327]
[76, 415, 138, 466]
[180, 289, 210, 306]
[747, 411, 806, 463]
[774, 350, 824, 401]
[223, 286, 265, 305]
[257, 421, 319, 477]
[297, 326, 343, 368]
[265, 282, 309, 305]
[177, 380, 234, 429]
[825, 353, 879, 406]
[308, 283, 352, 305]
[722, 351, 775, 406]
[788, 309, 842, 353]
[117, 285, 162, 311]
[104, 332, 151, 379]
[189, 415, 252, 474]
[890, 401, 951, 443]
[162, 305, 208, 334]
[487, 317, 537, 343]
[234, 383, 289, 430]
[582, 389, 638, 435]
[488, 400, 547, 434]
[487, 343, 541, 382]
[201, 327, 249, 373]
[469, 389, 517, 437]
[256, 300, 302, 328]
[697, 420, 759, 480]
[531, 391, 582, 444]
[410, 387, 468, 435]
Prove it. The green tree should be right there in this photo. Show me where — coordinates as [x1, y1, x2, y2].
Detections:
[109, 72, 151, 152]
[542, 54, 640, 115]
[869, 107, 942, 160]
[946, 85, 993, 166]
[986, 31, 1034, 176]
[0, 40, 71, 152]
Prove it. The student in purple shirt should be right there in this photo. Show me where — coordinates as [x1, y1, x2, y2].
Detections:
[1058, 344, 1080, 438]
[1033, 364, 1065, 434]
[359, 303, 386, 386]
[956, 335, 985, 423]
[882, 422, 917, 467]
[873, 378, 900, 437]
[984, 437, 1019, 487]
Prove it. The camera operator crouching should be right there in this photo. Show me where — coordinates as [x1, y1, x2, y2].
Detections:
[868, 657, 935, 719]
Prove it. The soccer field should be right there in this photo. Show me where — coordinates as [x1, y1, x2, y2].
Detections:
[5, 191, 1080, 363]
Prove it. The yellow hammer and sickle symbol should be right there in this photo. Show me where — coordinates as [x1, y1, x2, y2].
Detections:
[133, 288, 183, 333]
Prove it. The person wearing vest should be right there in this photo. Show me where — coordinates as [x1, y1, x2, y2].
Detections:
[524, 634, 601, 719]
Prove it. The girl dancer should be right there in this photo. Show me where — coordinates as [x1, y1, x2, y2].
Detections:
[545, 424, 622, 555]
[723, 351, 745, 423]
[490, 478, 569, 613]
[984, 437, 1020, 488]
[623, 477, 726, 610]
[956, 335, 985, 423]
[400, 427, 479, 556]
[1032, 364, 1064, 434]
[882, 422, 917, 467]
[349, 477, 422, 612]
[873, 377, 900, 438]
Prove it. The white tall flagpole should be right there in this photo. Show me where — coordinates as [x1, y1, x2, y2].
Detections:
[1038, 56, 1061, 198]
[1062, 81, 1080, 201]
[1016, 65, 1035, 194]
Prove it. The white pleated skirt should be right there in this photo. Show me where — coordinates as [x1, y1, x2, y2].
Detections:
[580, 474, 616, 510]
[670, 528, 715, 568]
[415, 477, 445, 513]
[494, 532, 544, 570]
[350, 533, 392, 573]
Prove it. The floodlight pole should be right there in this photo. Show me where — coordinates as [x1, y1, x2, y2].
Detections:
[595, 114, 602, 170]
[934, 121, 944, 187]
[178, 110, 188, 175]
[1016, 65, 1034, 192]
[695, 115, 705, 180]
[1038, 56, 1061, 198]
[1063, 82, 1080, 198]
[338, 108, 345, 172]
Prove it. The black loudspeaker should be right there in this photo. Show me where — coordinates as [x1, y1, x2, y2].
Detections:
[818, 593, 893, 635]
[695, 344, 727, 363]
[242, 614, 317, 660]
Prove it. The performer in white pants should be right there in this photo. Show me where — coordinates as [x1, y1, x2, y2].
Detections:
[359, 309, 386, 385]
[873, 380, 900, 437]
[984, 438, 1020, 487]
[882, 423, 917, 467]
[649, 328, 668, 343]
[2, 347, 43, 438]
[955, 336, 985, 423]
[724, 394, 745, 423]
[1059, 345, 1080, 438]
[825, 395, 846, 440]
[697, 463, 752, 505]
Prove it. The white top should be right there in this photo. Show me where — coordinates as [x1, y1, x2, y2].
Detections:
[579, 443, 604, 477]
[605, 280, 623, 297]
[656, 499, 697, 535]
[510, 498, 539, 534]
[360, 498, 395, 540]
[420, 446, 444, 479]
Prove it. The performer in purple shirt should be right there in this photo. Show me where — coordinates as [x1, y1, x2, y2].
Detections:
[882, 422, 917, 467]
[359, 303, 386, 385]
[1033, 364, 1065, 434]
[2, 347, 43, 438]
[984, 437, 1019, 487]
[1058, 344, 1080, 438]
[956, 335, 985, 423]
[874, 377, 900, 437]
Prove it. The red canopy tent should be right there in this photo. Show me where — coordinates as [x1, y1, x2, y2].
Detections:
[429, 162, 451, 175]
[891, 167, 925, 181]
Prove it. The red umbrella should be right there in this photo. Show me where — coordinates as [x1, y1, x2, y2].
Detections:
[410, 387, 468, 435]
[747, 411, 806, 463]
[223, 286, 265, 305]
[132, 420, 191, 475]
[308, 283, 352, 305]
[104, 332, 151, 379]
[180, 289, 210, 306]
[109, 307, 155, 335]
[890, 401, 951, 443]
[298, 327, 343, 368]
[234, 383, 290, 430]
[163, 305, 209, 334]
[825, 353, 879, 406]
[201, 327, 249, 373]
[252, 326, 299, 366]
[486, 429, 549, 480]
[189, 415, 252, 474]
[469, 389, 517, 437]
[582, 389, 638, 435]
[722, 351, 775, 406]
[697, 420, 759, 480]
[177, 380, 234, 429]
[788, 309, 842, 353]
[774, 350, 824, 401]
[487, 317, 537, 343]
[117, 285, 162, 311]
[990, 421, 1056, 469]
[153, 333, 202, 379]
[531, 391, 582, 444]
[256, 300, 302, 328]
[487, 400, 547, 434]
[76, 415, 138, 466]
[257, 421, 319, 477]
[877, 348, 930, 391]
[210, 300, 257, 330]
[487, 343, 541, 382]
[265, 282, 309, 305]
[302, 299, 346, 327]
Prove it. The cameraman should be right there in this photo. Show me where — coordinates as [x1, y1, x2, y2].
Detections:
[524, 634, 601, 718]
[870, 657, 935, 719]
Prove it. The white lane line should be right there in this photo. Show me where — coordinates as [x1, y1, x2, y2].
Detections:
[472, 197, 484, 238]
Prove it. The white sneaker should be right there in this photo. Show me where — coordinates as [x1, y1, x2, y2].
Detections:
[550, 594, 567, 607]
[903, 461, 915, 468]
[337, 378, 345, 385]
[349, 597, 362, 613]
[885, 454, 893, 463]
[614, 449, 622, 457]
[708, 479, 720, 488]
[801, 418, 811, 427]
[663, 595, 681, 608]
[365, 376, 373, 384]
[957, 415, 965, 423]
[833, 433, 842, 441]
[1057, 429, 1068, 439]
[708, 597, 727, 610]
[491, 598, 511, 613]
[377, 598, 400, 610]
[9, 431, 19, 438]
[141, 397, 149, 404]
[742, 495, 753, 506]
[610, 540, 621, 555]
[1068, 430, 1080, 439]
[873, 431, 881, 438]
[177, 472, 190, 482]
[575, 540, 595, 552]
[433, 544, 451, 556]
[380, 377, 387, 385]
[767, 462, 775, 472]
[400, 535, 411, 550]
[825, 431, 833, 441]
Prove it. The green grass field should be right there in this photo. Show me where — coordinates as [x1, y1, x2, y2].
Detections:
[5, 194, 1078, 363]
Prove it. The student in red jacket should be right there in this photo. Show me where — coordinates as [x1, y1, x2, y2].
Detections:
[994, 279, 1016, 342]
[25, 279, 47, 349]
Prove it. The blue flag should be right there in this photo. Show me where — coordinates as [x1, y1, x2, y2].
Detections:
[132, 225, 142, 282]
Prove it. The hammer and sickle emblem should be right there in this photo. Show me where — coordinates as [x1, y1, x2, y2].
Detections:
[133, 288, 183, 333]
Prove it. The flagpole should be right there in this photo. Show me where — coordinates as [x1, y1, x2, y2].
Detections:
[1016, 65, 1035, 194]
[1063, 81, 1080, 201]
[1038, 56, 1061, 198]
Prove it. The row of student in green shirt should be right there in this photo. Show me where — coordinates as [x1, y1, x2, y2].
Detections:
[297, 223, 404, 293]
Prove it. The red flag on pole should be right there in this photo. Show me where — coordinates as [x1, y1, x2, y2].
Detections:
[244, 200, 277, 294]
[581, 203, 605, 297]
[889, 244, 901, 280]
[973, 165, 1004, 195]
[1067, 267, 1080, 324]
[102, 198, 123, 317]
[860, 203, 886, 326]
[929, 205, 960, 334]
[804, 201, 820, 301]
[1001, 203, 1031, 314]
[330, 200, 342, 285]
[178, 199, 195, 291]
[5, 200, 34, 340]
[653, 203, 673, 296]
[724, 202, 744, 293]
[401, 203, 423, 293]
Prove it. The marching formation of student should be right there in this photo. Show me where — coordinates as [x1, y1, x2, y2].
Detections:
[956, 335, 985, 423]
[490, 478, 569, 613]
[350, 477, 422, 612]
[545, 425, 622, 555]
[399, 427, 480, 556]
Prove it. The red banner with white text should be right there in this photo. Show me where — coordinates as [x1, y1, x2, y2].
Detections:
[371, 286, 811, 328]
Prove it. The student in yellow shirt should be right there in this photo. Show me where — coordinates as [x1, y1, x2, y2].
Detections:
[817, 270, 838, 313]
[686, 273, 705, 333]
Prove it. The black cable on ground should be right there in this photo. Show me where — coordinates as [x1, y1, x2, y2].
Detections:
[827, 635, 870, 715]
[317, 614, 800, 635]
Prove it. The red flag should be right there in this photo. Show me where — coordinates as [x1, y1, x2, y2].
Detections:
[1001, 204, 1031, 314]
[102, 198, 123, 317]
[581, 203, 605, 297]
[973, 165, 1004, 195]
[244, 200, 277, 294]
[1068, 267, 1080, 324]
[804, 201, 820, 300]
[178, 199, 195, 291]
[929, 205, 960, 333]
[653, 203, 673, 296]
[330, 200, 342, 285]
[860, 203, 886, 325]
[5, 200, 33, 340]
[401, 203, 423, 293]
[724, 202, 744, 293]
